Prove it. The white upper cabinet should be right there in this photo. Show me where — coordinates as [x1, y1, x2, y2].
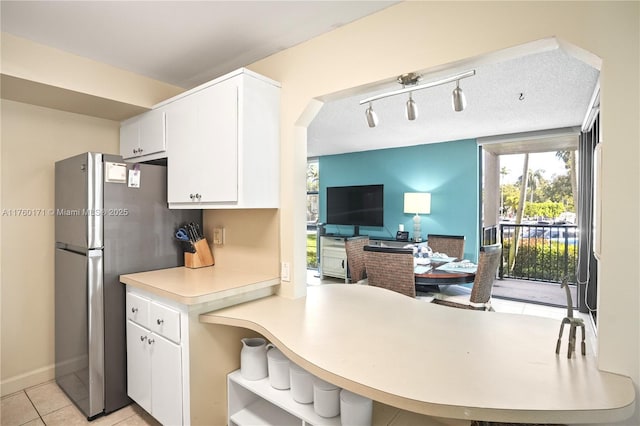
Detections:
[164, 68, 280, 209]
[120, 108, 167, 161]
[166, 78, 239, 205]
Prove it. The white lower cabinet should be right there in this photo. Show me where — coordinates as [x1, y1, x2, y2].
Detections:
[320, 237, 347, 280]
[150, 332, 182, 426]
[126, 290, 185, 425]
[228, 370, 340, 426]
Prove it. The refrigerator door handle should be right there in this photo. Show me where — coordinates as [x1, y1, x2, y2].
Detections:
[87, 249, 105, 417]
[87, 153, 104, 249]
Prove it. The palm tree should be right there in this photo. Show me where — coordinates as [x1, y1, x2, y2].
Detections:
[509, 154, 530, 272]
[516, 168, 545, 204]
[528, 168, 545, 204]
[500, 166, 509, 216]
[556, 150, 578, 210]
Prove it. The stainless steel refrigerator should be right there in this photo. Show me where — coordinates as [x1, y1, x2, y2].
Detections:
[54, 152, 201, 419]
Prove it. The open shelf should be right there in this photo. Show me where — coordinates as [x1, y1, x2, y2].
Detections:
[230, 398, 300, 426]
[228, 370, 341, 426]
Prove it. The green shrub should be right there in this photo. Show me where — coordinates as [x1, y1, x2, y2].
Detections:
[502, 239, 577, 283]
[307, 234, 318, 268]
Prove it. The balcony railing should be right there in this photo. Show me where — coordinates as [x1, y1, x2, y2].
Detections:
[498, 223, 578, 284]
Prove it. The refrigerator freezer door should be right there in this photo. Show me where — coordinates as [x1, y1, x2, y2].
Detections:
[101, 162, 200, 413]
[55, 152, 104, 250]
[55, 248, 104, 419]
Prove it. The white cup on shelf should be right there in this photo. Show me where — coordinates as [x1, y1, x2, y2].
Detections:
[289, 363, 314, 403]
[266, 344, 290, 389]
[313, 377, 340, 418]
[340, 389, 373, 426]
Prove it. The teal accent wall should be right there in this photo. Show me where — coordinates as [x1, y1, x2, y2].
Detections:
[319, 139, 480, 261]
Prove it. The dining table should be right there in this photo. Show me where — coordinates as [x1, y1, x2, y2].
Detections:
[414, 258, 476, 291]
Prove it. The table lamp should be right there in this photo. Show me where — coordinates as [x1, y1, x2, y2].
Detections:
[404, 192, 431, 242]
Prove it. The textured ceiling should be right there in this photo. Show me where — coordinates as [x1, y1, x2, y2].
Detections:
[308, 45, 600, 157]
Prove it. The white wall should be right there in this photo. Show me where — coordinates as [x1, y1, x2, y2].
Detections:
[0, 100, 119, 393]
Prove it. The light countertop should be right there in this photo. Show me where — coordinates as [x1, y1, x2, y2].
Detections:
[200, 284, 636, 424]
[120, 265, 279, 305]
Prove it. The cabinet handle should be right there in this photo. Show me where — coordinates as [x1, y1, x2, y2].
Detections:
[139, 148, 143, 154]
[156, 318, 164, 325]
[131, 307, 138, 313]
[189, 193, 195, 200]
[148, 338, 155, 345]
[140, 335, 147, 342]
[189, 193, 202, 201]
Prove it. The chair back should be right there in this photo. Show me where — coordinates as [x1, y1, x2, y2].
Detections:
[363, 246, 416, 298]
[427, 234, 465, 259]
[345, 237, 369, 283]
[469, 244, 502, 304]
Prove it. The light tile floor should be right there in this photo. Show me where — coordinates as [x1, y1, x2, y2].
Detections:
[3, 274, 596, 426]
[1, 380, 160, 426]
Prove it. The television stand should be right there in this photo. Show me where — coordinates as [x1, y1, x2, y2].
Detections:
[318, 235, 412, 282]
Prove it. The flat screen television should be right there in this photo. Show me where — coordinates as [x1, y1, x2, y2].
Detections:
[326, 184, 384, 234]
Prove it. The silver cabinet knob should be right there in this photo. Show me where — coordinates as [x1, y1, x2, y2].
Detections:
[156, 318, 164, 325]
[140, 335, 147, 342]
[148, 338, 155, 345]
[131, 307, 138, 313]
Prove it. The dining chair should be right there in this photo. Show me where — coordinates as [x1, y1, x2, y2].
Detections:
[432, 244, 502, 310]
[427, 234, 466, 259]
[344, 236, 369, 283]
[363, 246, 416, 298]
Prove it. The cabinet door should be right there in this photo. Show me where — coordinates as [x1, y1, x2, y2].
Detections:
[150, 334, 183, 426]
[126, 321, 151, 413]
[138, 109, 166, 157]
[322, 248, 346, 278]
[120, 119, 140, 159]
[167, 79, 239, 204]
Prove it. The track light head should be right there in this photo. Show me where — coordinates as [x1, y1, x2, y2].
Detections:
[406, 93, 418, 121]
[365, 102, 378, 128]
[452, 80, 466, 112]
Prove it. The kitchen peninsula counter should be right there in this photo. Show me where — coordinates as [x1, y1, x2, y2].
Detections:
[200, 284, 636, 424]
[120, 265, 279, 305]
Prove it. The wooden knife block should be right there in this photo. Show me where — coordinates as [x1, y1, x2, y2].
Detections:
[185, 239, 215, 268]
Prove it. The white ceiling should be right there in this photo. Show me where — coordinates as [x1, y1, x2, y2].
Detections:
[1, 1, 398, 88]
[308, 42, 600, 157]
[1, 2, 600, 158]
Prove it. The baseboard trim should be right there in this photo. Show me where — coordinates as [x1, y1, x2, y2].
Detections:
[1, 364, 55, 396]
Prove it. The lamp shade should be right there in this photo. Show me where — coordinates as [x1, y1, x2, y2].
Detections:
[404, 192, 431, 214]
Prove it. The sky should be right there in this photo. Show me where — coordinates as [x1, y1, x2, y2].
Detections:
[499, 152, 568, 184]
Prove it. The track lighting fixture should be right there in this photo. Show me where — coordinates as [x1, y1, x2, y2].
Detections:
[365, 102, 378, 128]
[406, 92, 418, 120]
[452, 80, 466, 112]
[360, 70, 475, 127]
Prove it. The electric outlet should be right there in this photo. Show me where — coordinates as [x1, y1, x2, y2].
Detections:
[213, 227, 225, 245]
[281, 262, 290, 282]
